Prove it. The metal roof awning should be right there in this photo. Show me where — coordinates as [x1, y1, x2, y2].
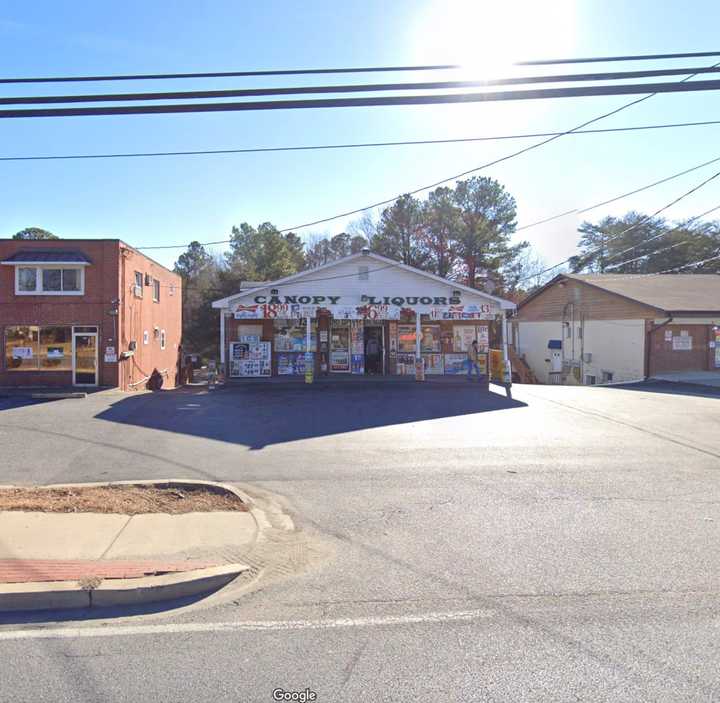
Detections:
[1, 249, 92, 265]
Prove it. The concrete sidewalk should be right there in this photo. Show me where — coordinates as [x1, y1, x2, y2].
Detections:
[0, 510, 256, 583]
[0, 480, 262, 611]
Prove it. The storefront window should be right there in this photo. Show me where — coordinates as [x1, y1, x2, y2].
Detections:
[5, 326, 39, 370]
[5, 325, 74, 371]
[273, 319, 317, 352]
[39, 326, 72, 370]
[397, 325, 441, 353]
[453, 325, 490, 352]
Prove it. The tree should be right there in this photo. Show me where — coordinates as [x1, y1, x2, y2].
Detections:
[501, 251, 557, 301]
[13, 227, 58, 240]
[225, 222, 305, 281]
[346, 211, 377, 244]
[453, 176, 522, 288]
[174, 241, 213, 280]
[569, 213, 663, 273]
[372, 194, 428, 268]
[420, 187, 460, 277]
[569, 212, 720, 274]
[173, 242, 224, 358]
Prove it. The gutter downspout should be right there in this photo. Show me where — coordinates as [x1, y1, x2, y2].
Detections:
[645, 316, 673, 379]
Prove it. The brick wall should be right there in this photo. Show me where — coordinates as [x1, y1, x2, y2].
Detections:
[119, 246, 182, 391]
[0, 239, 182, 391]
[0, 239, 120, 388]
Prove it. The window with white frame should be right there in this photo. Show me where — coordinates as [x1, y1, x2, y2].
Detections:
[160, 329, 166, 350]
[143, 330, 149, 345]
[134, 271, 143, 297]
[15, 266, 84, 295]
[152, 278, 160, 302]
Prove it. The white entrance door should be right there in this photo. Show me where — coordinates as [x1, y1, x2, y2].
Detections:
[72, 332, 98, 386]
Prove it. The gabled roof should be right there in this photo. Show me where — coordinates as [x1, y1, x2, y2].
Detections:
[1, 249, 92, 265]
[518, 273, 720, 314]
[212, 251, 516, 309]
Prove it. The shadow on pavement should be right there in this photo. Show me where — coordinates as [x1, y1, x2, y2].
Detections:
[607, 380, 720, 399]
[0, 591, 214, 625]
[95, 383, 527, 450]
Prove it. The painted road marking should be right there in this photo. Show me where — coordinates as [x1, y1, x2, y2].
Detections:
[0, 609, 491, 641]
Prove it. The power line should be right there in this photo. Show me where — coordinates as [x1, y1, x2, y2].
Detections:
[139, 60, 719, 251]
[603, 239, 692, 271]
[5, 78, 720, 119]
[0, 64, 461, 85]
[4, 118, 719, 163]
[6, 66, 720, 106]
[599, 174, 720, 266]
[516, 153, 720, 232]
[517, 173, 720, 282]
[517, 50, 720, 66]
[4, 52, 720, 85]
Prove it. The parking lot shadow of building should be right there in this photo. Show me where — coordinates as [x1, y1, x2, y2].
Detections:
[94, 383, 527, 450]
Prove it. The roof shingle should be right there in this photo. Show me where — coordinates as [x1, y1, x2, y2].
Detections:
[1, 249, 92, 265]
[566, 273, 720, 312]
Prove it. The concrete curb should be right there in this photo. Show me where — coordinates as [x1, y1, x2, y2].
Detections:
[0, 479, 259, 613]
[0, 564, 248, 612]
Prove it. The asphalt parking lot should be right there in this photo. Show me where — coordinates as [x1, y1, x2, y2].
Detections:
[0, 380, 719, 701]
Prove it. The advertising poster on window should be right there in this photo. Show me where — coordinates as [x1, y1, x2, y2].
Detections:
[330, 350, 350, 372]
[229, 341, 271, 377]
[396, 352, 415, 375]
[420, 326, 441, 353]
[277, 353, 306, 375]
[444, 353, 467, 375]
[715, 328, 720, 367]
[388, 322, 398, 359]
[274, 320, 317, 352]
[423, 353, 444, 374]
[12, 347, 33, 359]
[350, 321, 364, 374]
[453, 325, 489, 352]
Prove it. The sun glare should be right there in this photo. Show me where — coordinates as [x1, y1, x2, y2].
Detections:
[412, 0, 577, 78]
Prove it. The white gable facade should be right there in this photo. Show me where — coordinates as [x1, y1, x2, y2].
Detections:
[212, 251, 514, 381]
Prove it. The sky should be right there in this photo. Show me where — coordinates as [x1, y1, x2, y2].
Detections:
[1, 0, 720, 271]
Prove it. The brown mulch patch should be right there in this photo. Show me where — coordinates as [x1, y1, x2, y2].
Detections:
[0, 484, 247, 515]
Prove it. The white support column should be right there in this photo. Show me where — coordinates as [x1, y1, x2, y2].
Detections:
[501, 311, 511, 384]
[415, 310, 423, 381]
[219, 310, 226, 367]
[415, 311, 421, 360]
[305, 316, 313, 384]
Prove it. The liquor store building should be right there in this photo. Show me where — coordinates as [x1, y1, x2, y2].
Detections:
[212, 251, 515, 380]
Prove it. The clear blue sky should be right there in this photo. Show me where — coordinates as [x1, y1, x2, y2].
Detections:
[1, 0, 719, 270]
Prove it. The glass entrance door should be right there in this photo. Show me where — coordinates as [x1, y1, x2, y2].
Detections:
[73, 333, 98, 386]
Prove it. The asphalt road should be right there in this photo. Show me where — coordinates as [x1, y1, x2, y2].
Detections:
[0, 380, 719, 702]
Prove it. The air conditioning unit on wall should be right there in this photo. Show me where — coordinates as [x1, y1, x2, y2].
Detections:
[144, 273, 152, 286]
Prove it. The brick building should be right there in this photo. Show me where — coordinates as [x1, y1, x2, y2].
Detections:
[512, 273, 720, 384]
[0, 239, 182, 390]
[212, 251, 515, 381]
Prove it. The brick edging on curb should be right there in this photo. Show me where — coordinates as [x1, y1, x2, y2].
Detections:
[0, 478, 263, 613]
